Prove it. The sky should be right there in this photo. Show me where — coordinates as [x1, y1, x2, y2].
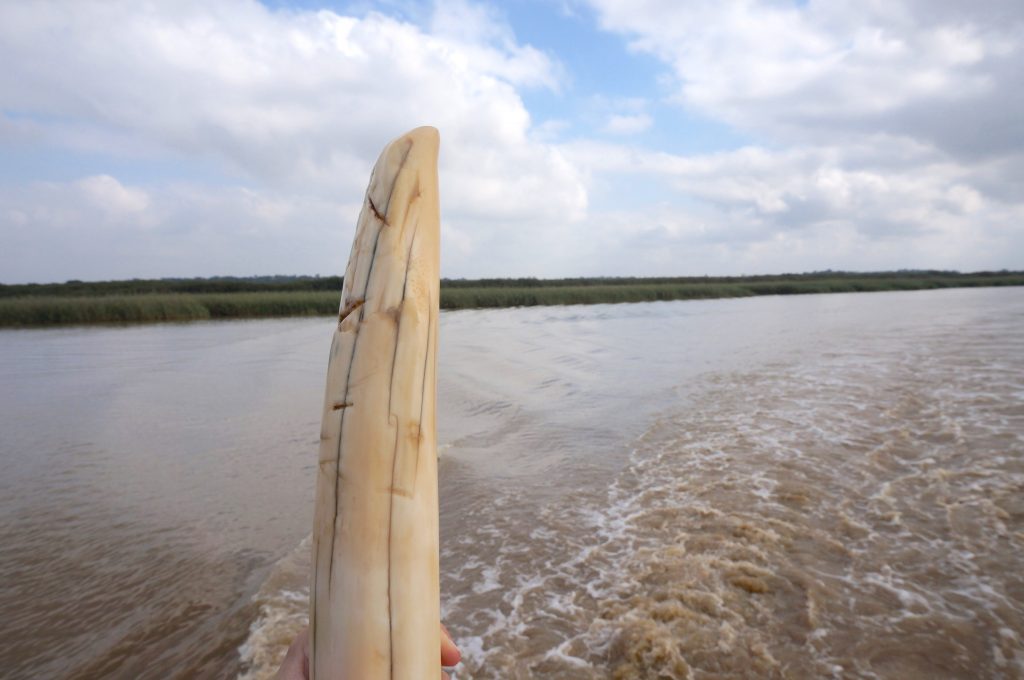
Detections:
[1, 0, 1022, 283]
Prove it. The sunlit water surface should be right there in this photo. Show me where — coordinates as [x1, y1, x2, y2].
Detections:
[1, 287, 1022, 679]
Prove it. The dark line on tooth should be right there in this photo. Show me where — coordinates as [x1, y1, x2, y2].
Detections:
[326, 188, 387, 597]
[367, 195, 388, 225]
[370, 139, 413, 228]
[415, 292, 431, 493]
[387, 157, 419, 679]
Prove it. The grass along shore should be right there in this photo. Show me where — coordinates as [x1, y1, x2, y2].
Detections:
[1, 272, 1021, 327]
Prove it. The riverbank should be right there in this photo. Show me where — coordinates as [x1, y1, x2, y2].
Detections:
[1, 271, 1021, 326]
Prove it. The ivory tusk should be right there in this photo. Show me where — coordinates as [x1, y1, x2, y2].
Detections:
[311, 126, 442, 680]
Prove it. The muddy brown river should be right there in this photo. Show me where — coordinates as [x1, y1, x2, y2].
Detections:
[1, 287, 1021, 678]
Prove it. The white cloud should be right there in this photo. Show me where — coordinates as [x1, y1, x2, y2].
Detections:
[429, 0, 563, 90]
[586, 0, 1024, 158]
[0, 177, 358, 281]
[75, 176, 150, 216]
[557, 0, 1024, 273]
[0, 0, 1021, 282]
[0, 0, 575, 187]
[560, 137, 1024, 273]
[0, 0, 588, 281]
[603, 113, 652, 135]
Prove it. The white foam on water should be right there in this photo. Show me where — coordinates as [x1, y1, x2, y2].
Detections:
[237, 290, 1024, 679]
[237, 536, 311, 680]
[441, 318, 1024, 678]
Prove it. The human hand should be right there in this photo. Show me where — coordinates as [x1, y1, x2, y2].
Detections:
[275, 623, 462, 679]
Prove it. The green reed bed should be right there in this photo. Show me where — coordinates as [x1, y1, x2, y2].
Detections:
[439, 275, 1024, 310]
[438, 283, 752, 309]
[1, 273, 1021, 326]
[0, 292, 339, 327]
[739, 275, 1022, 296]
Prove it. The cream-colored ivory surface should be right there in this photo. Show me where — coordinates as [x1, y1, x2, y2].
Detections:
[311, 127, 441, 680]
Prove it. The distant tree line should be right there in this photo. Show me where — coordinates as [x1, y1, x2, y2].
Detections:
[0, 275, 344, 298]
[2, 270, 1022, 326]
[2, 269, 1020, 298]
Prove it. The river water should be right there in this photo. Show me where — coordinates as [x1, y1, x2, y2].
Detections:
[1, 287, 1022, 679]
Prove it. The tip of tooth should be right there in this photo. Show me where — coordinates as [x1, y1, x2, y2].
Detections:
[367, 127, 438, 224]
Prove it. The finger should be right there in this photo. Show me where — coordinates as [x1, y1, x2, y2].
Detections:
[440, 624, 461, 667]
[298, 627, 311, 680]
[275, 626, 310, 680]
[442, 672, 450, 680]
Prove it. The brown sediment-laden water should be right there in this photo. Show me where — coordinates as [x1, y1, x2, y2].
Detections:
[1, 287, 1022, 679]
